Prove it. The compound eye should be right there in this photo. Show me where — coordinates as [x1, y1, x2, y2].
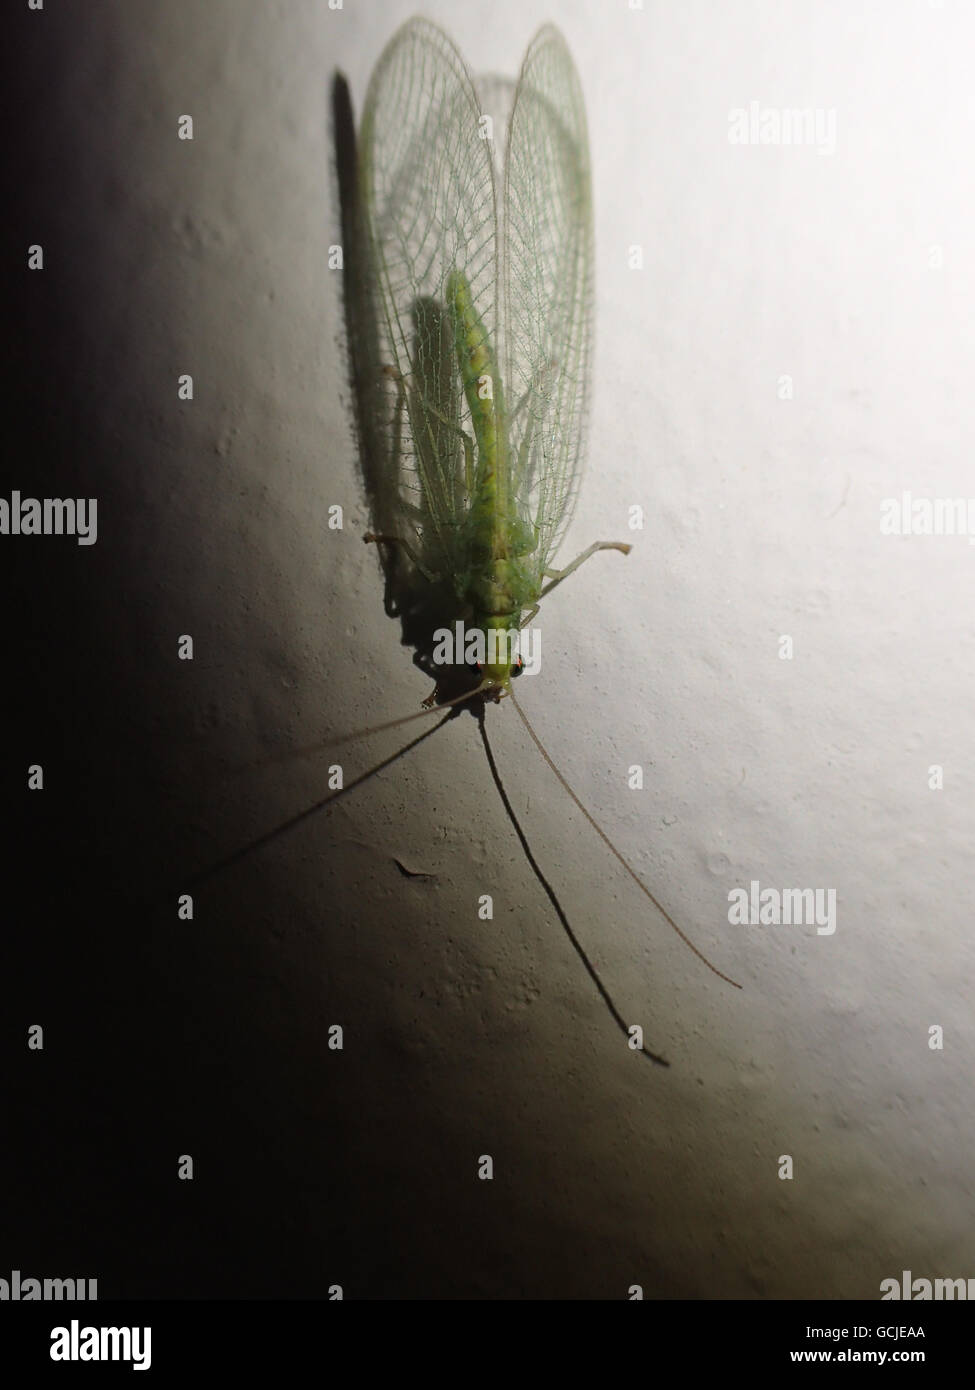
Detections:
[511, 657, 524, 678]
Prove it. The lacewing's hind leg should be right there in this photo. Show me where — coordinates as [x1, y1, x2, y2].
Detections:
[401, 298, 479, 499]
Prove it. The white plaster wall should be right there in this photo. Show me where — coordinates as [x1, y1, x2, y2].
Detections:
[15, 0, 974, 1298]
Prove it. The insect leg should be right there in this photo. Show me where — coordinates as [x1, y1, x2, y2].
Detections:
[362, 532, 441, 583]
[416, 398, 476, 494]
[539, 542, 632, 599]
[509, 359, 558, 423]
[385, 363, 477, 497]
[370, 368, 444, 582]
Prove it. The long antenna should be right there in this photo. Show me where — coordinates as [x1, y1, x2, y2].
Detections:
[478, 709, 670, 1066]
[510, 690, 742, 990]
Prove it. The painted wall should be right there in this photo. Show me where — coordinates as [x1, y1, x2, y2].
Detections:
[6, 0, 973, 1299]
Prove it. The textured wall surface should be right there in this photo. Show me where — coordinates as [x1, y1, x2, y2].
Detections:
[6, 0, 973, 1300]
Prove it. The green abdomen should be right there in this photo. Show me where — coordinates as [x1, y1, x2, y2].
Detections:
[447, 270, 535, 621]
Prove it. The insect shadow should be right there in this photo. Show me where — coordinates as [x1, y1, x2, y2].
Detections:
[185, 74, 487, 895]
[333, 69, 486, 714]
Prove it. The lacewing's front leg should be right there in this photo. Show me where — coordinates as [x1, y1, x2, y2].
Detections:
[539, 541, 631, 599]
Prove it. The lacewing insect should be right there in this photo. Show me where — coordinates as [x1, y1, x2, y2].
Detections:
[334, 18, 740, 1064]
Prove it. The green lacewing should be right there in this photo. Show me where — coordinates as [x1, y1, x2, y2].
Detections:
[358, 17, 627, 696]
[341, 18, 739, 1063]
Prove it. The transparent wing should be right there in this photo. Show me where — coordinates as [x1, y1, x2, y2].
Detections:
[502, 25, 594, 581]
[359, 19, 499, 576]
